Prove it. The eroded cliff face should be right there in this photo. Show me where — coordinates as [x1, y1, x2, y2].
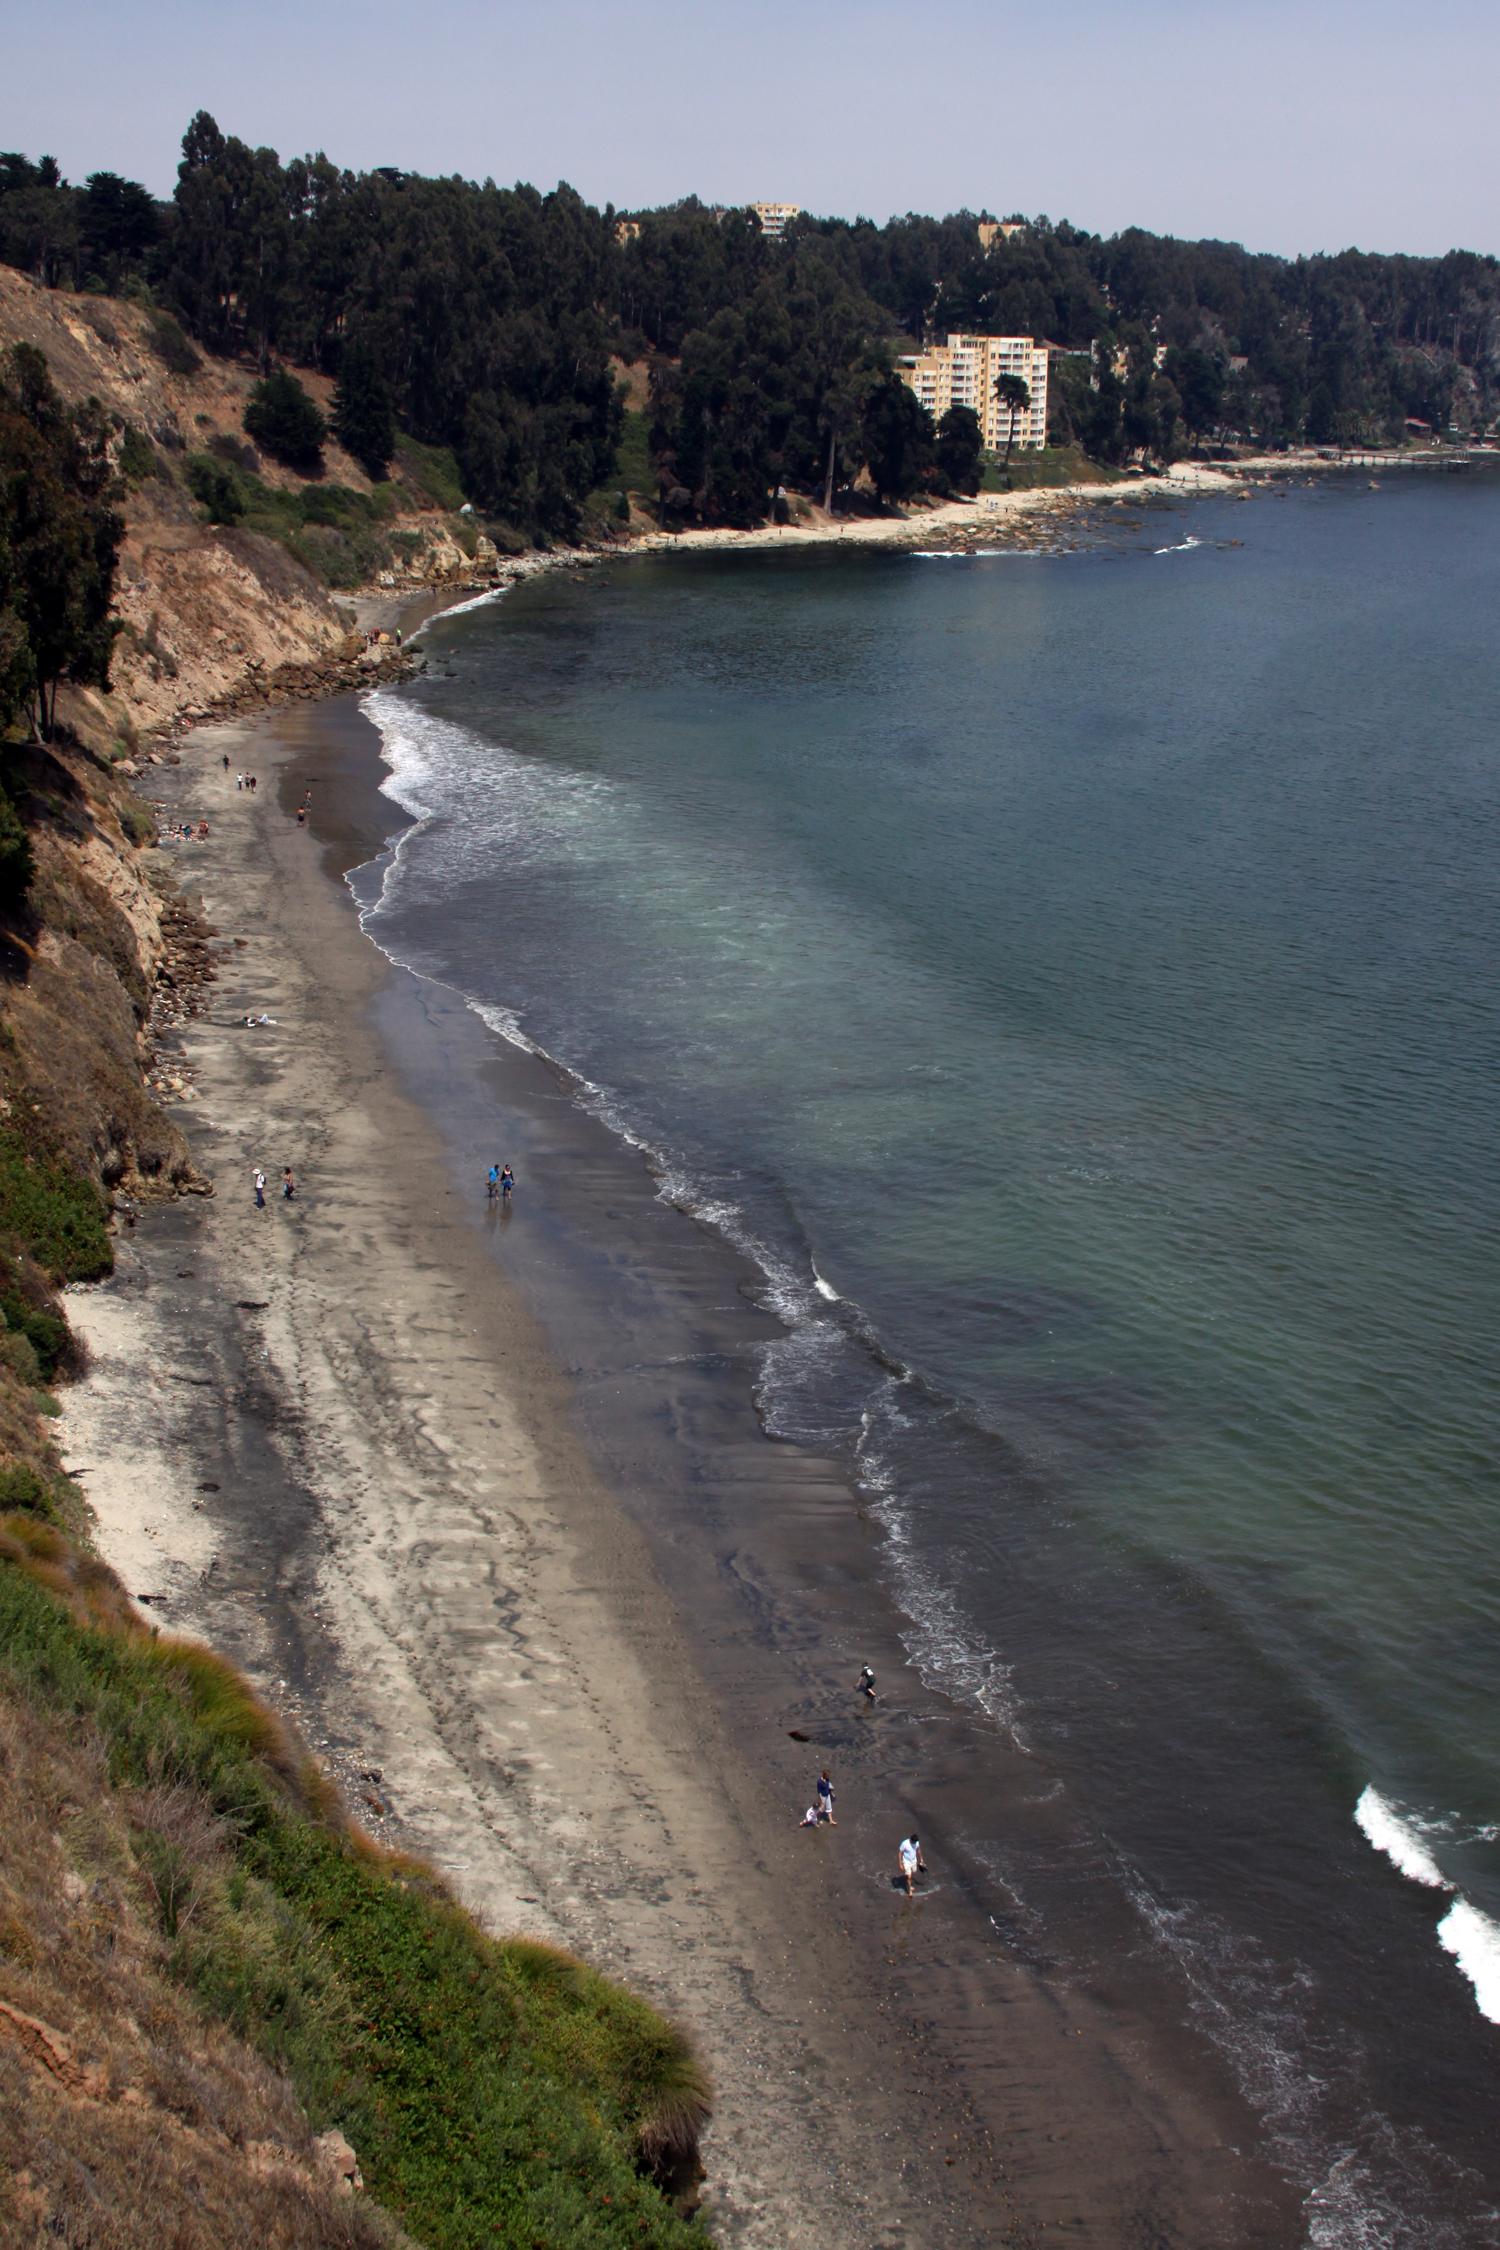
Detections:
[0, 265, 487, 748]
[0, 266, 496, 1236]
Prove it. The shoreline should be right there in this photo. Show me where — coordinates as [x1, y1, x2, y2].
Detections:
[59, 663, 1310, 2244]
[64, 699, 978, 2247]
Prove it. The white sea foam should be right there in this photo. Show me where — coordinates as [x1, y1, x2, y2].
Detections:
[910, 546, 1051, 559]
[1352, 1786, 1500, 2027]
[1154, 533, 1203, 555]
[1437, 1899, 1500, 2024]
[1128, 1879, 1479, 2249]
[856, 1402, 1026, 1744]
[1354, 1787, 1449, 1888]
[411, 582, 508, 632]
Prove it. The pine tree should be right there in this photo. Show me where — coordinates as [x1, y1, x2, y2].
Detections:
[332, 341, 396, 479]
[243, 369, 326, 472]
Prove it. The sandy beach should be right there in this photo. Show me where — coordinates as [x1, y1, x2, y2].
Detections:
[61, 635, 1310, 2241]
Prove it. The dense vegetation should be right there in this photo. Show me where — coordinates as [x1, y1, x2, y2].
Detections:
[0, 342, 123, 740]
[2, 127, 1498, 527]
[0, 1530, 708, 2245]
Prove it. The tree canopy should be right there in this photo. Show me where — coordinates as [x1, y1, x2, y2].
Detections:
[2, 124, 1498, 529]
[0, 344, 122, 740]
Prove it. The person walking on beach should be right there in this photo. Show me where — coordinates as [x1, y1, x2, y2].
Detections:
[858, 1664, 876, 1702]
[282, 1166, 296, 1202]
[487, 1163, 500, 1201]
[897, 1835, 926, 1896]
[816, 1770, 837, 1824]
[253, 1168, 266, 1209]
[500, 1165, 514, 1202]
[222, 753, 230, 773]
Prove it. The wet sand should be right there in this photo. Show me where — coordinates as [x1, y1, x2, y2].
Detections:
[63, 693, 1305, 2245]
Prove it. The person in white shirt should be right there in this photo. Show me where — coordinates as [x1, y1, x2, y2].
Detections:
[897, 1835, 926, 1896]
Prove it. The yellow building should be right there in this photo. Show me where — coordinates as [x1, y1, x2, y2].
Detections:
[976, 218, 1028, 252]
[752, 201, 801, 240]
[898, 334, 1050, 451]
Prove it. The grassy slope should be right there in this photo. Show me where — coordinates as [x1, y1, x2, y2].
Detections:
[981, 443, 1123, 491]
[0, 1537, 706, 2247]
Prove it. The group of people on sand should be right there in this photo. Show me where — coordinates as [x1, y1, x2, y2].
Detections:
[161, 818, 210, 843]
[252, 1167, 296, 1209]
[224, 755, 259, 793]
[796, 1666, 931, 1896]
[485, 1163, 515, 1202]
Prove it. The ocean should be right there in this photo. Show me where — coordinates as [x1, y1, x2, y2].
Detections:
[359, 473, 1500, 2240]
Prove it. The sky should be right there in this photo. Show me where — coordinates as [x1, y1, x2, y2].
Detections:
[4, 0, 1496, 259]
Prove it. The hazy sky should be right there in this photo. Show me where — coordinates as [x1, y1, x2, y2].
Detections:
[5, 0, 1496, 258]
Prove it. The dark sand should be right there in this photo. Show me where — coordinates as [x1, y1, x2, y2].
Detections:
[66, 691, 1305, 2246]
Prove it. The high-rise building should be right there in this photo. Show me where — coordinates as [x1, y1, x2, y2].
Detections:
[897, 334, 1050, 451]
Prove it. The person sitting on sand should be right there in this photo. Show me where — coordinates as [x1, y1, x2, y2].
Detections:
[898, 1835, 926, 1896]
[799, 1805, 822, 1828]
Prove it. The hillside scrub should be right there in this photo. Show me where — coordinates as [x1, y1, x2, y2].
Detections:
[184, 456, 404, 588]
[0, 1537, 709, 2247]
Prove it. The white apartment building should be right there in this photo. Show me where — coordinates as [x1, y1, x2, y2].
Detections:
[752, 201, 801, 240]
[898, 334, 1050, 451]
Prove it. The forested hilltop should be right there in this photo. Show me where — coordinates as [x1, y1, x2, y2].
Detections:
[3, 116, 1498, 530]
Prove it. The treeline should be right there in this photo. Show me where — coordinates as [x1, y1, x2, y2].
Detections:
[1, 128, 622, 533]
[3, 129, 1499, 532]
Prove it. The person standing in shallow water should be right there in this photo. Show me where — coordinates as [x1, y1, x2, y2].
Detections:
[898, 1835, 926, 1896]
[500, 1165, 514, 1201]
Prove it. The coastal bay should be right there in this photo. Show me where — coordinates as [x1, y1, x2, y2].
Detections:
[64, 690, 1304, 2246]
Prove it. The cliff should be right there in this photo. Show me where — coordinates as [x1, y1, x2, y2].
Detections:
[0, 277, 708, 2247]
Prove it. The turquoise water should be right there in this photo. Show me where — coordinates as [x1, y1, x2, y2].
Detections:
[363, 475, 1500, 2225]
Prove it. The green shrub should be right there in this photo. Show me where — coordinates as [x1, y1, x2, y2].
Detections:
[186, 454, 246, 525]
[0, 1126, 112, 1284]
[0, 1296, 69, 1382]
[0, 783, 35, 917]
[116, 424, 159, 487]
[208, 431, 259, 474]
[244, 371, 326, 472]
[0, 1328, 41, 1386]
[119, 799, 154, 848]
[147, 313, 201, 378]
[0, 1462, 57, 1519]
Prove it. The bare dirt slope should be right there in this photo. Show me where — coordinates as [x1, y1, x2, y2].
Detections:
[0, 268, 483, 742]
